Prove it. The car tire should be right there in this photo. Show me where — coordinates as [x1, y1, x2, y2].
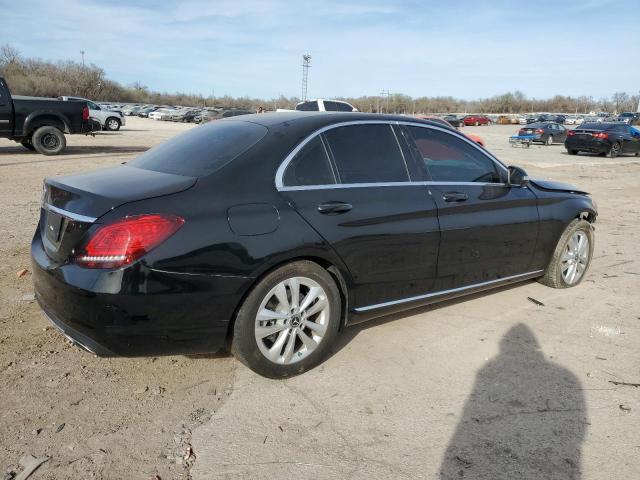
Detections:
[475, 121, 480, 126]
[608, 142, 621, 158]
[231, 260, 341, 378]
[567, 149, 578, 155]
[32, 126, 66, 156]
[20, 139, 35, 151]
[105, 117, 121, 131]
[546, 135, 553, 146]
[539, 219, 594, 289]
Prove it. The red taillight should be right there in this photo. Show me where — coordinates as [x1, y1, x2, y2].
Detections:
[518, 129, 525, 135]
[592, 132, 608, 139]
[535, 129, 544, 134]
[74, 214, 184, 269]
[567, 130, 576, 136]
[82, 105, 90, 121]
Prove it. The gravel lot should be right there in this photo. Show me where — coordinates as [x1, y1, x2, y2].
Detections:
[1, 117, 638, 479]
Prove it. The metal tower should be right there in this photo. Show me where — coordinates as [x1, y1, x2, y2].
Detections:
[301, 54, 311, 101]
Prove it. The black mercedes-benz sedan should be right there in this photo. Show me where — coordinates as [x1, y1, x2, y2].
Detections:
[32, 112, 597, 377]
[565, 122, 640, 158]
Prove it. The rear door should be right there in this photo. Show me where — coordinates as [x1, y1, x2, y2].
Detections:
[278, 122, 440, 309]
[401, 124, 540, 290]
[0, 78, 13, 136]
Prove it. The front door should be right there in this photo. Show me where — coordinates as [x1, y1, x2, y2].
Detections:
[278, 123, 440, 309]
[401, 124, 540, 290]
[0, 78, 13, 136]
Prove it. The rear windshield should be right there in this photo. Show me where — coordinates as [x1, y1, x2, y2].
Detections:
[579, 123, 611, 130]
[130, 120, 267, 177]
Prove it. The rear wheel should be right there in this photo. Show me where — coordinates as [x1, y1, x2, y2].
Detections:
[232, 261, 341, 378]
[105, 117, 121, 131]
[475, 121, 480, 126]
[32, 126, 66, 156]
[546, 135, 553, 146]
[608, 142, 621, 158]
[539, 219, 593, 289]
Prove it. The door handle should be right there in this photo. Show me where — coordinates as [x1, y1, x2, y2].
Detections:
[443, 192, 469, 202]
[317, 202, 353, 215]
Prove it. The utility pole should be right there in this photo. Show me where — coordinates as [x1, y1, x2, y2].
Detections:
[80, 50, 85, 67]
[301, 54, 311, 102]
[380, 89, 391, 113]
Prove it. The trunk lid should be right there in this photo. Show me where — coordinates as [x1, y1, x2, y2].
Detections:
[40, 165, 196, 262]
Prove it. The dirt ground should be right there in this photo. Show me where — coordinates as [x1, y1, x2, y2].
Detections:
[1, 117, 639, 479]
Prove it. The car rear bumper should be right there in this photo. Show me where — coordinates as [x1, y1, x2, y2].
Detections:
[31, 230, 250, 357]
[564, 138, 610, 153]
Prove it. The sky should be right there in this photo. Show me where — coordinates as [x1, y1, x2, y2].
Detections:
[1, 0, 638, 100]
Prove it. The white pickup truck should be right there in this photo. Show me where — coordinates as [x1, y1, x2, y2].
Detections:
[58, 96, 126, 131]
[277, 98, 358, 113]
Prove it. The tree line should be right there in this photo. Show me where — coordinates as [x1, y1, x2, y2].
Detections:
[1, 44, 638, 114]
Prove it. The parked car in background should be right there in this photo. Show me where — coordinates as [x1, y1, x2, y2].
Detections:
[59, 96, 126, 131]
[170, 109, 202, 123]
[197, 109, 253, 123]
[517, 116, 528, 125]
[518, 122, 568, 145]
[565, 122, 640, 158]
[137, 107, 160, 118]
[415, 116, 485, 147]
[294, 99, 358, 112]
[443, 115, 464, 127]
[31, 112, 597, 377]
[497, 115, 511, 125]
[463, 115, 491, 126]
[0, 77, 95, 155]
[149, 108, 176, 121]
[617, 112, 640, 125]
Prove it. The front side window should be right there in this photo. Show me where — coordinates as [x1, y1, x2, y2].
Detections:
[406, 126, 503, 183]
[283, 136, 335, 187]
[323, 101, 339, 111]
[324, 124, 409, 184]
[335, 102, 353, 112]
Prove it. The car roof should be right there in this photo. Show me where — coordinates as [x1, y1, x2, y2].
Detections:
[230, 111, 445, 130]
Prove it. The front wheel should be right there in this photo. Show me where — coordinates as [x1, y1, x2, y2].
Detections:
[539, 219, 594, 289]
[232, 261, 341, 378]
[32, 126, 66, 155]
[567, 149, 578, 155]
[546, 135, 553, 146]
[608, 142, 621, 158]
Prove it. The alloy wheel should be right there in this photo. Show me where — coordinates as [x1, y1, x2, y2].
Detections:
[254, 276, 330, 364]
[560, 231, 589, 285]
[108, 119, 119, 130]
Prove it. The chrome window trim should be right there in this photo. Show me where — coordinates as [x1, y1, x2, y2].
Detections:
[43, 203, 97, 223]
[278, 180, 509, 192]
[275, 119, 508, 191]
[354, 270, 544, 313]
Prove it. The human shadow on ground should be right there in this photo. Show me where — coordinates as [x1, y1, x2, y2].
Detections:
[439, 323, 587, 479]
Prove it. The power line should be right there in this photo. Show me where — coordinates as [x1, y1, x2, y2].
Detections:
[380, 89, 391, 113]
[301, 54, 311, 101]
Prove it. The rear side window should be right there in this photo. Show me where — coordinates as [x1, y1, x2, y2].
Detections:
[296, 101, 319, 111]
[324, 124, 409, 183]
[406, 126, 502, 183]
[130, 121, 267, 177]
[283, 136, 335, 187]
[323, 101, 339, 111]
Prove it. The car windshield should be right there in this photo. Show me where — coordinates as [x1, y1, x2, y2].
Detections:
[130, 120, 267, 177]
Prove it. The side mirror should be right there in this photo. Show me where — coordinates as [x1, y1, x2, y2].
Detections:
[508, 165, 529, 187]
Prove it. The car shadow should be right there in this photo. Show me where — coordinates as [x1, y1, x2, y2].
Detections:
[438, 323, 587, 479]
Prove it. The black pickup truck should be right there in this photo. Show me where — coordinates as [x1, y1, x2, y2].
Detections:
[0, 77, 96, 155]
